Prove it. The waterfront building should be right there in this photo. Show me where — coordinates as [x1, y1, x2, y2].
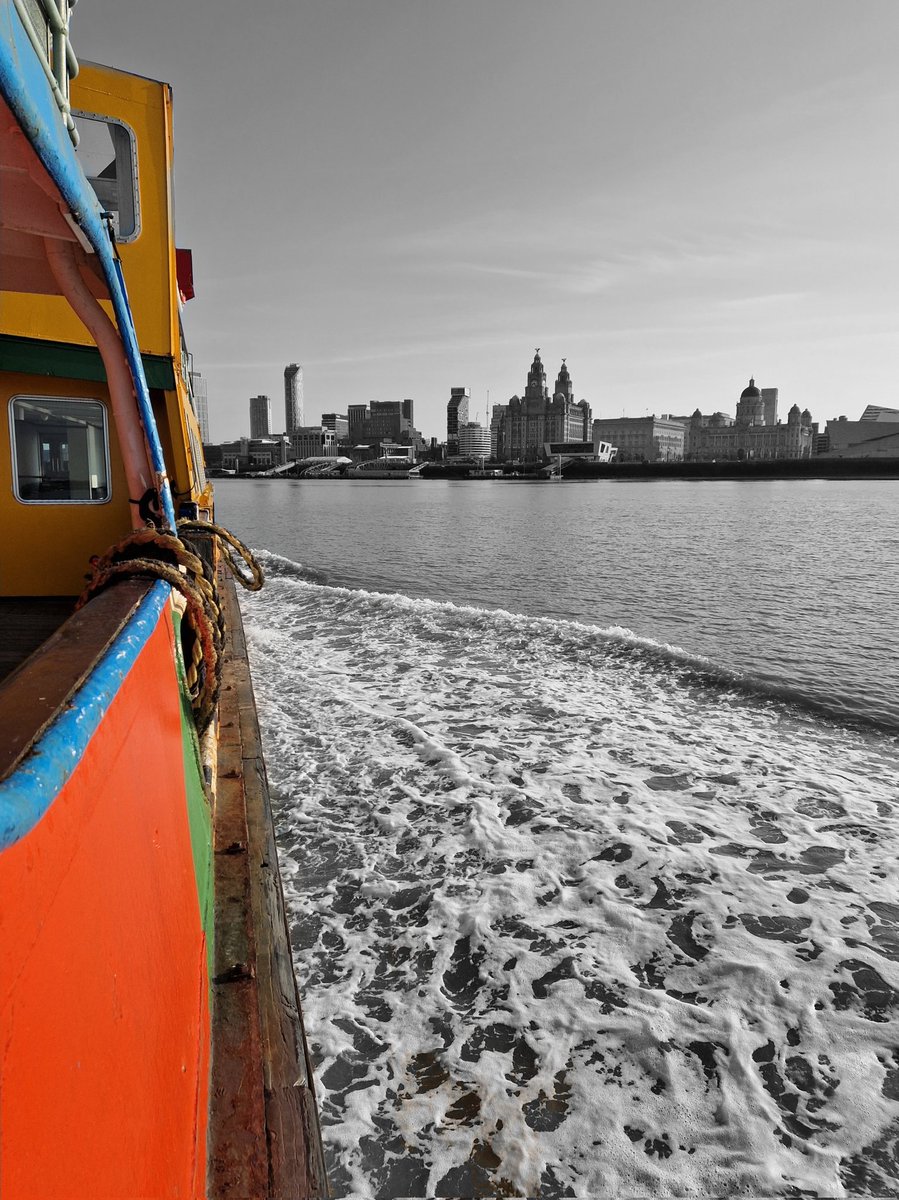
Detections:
[819, 413, 899, 457]
[457, 422, 491, 459]
[544, 440, 615, 463]
[677, 379, 814, 460]
[860, 404, 899, 422]
[190, 371, 210, 443]
[497, 351, 592, 461]
[284, 363, 304, 434]
[347, 404, 368, 442]
[213, 435, 291, 473]
[291, 426, 336, 460]
[249, 394, 271, 440]
[667, 410, 735, 459]
[447, 388, 470, 456]
[369, 399, 415, 441]
[343, 400, 424, 453]
[322, 412, 349, 438]
[489, 403, 505, 459]
[591, 415, 685, 462]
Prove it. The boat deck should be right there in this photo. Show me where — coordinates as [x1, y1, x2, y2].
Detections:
[0, 597, 78, 684]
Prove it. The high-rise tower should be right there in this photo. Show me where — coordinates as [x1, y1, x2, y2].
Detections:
[284, 363, 304, 434]
[189, 371, 210, 443]
[447, 387, 470, 455]
[249, 394, 271, 439]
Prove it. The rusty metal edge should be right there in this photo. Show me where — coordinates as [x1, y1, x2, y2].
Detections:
[209, 570, 328, 1199]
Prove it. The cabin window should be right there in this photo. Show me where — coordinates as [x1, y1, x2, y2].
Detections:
[9, 397, 111, 503]
[73, 113, 139, 241]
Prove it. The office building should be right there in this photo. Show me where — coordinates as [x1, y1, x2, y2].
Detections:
[249, 394, 271, 440]
[819, 413, 899, 456]
[189, 371, 210, 443]
[291, 426, 337, 460]
[322, 412, 349, 438]
[447, 388, 470, 456]
[343, 400, 423, 452]
[284, 363, 304, 434]
[591, 415, 686, 462]
[457, 422, 491, 459]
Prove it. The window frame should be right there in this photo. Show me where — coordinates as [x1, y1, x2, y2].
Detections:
[72, 109, 141, 243]
[9, 394, 113, 506]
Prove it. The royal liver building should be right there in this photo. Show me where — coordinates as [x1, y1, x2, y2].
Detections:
[497, 349, 592, 462]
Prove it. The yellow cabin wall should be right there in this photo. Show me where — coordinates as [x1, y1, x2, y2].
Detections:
[0, 373, 133, 596]
[1, 63, 180, 363]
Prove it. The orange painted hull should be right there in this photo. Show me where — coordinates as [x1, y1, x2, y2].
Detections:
[0, 603, 211, 1198]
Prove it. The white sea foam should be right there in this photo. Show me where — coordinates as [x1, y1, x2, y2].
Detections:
[240, 557, 899, 1197]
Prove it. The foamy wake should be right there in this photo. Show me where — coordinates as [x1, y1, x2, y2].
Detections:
[240, 561, 899, 1198]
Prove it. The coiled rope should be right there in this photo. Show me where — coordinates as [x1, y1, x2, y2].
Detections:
[76, 522, 264, 734]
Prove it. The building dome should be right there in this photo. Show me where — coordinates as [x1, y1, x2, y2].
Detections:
[740, 377, 760, 399]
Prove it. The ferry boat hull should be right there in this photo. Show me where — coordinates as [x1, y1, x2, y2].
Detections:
[0, 4, 325, 1193]
[0, 584, 212, 1197]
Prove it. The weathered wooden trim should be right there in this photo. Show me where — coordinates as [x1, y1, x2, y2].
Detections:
[0, 579, 154, 783]
[209, 571, 328, 1198]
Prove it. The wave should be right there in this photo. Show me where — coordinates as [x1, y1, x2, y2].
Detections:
[253, 550, 898, 737]
[240, 550, 899, 1197]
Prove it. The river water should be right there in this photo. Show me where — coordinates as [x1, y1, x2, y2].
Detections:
[216, 477, 898, 1198]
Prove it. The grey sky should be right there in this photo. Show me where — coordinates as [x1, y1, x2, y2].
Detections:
[75, 1, 899, 441]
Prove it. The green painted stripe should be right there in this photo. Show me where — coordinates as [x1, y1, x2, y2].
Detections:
[171, 609, 215, 979]
[0, 334, 176, 390]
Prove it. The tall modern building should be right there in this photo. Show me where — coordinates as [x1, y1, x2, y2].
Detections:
[249, 394, 271, 439]
[347, 404, 368, 442]
[284, 363, 304, 434]
[322, 412, 350, 438]
[447, 387, 470, 456]
[189, 370, 210, 443]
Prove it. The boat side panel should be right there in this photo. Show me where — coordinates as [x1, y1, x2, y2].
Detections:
[0, 606, 210, 1199]
[0, 371, 132, 596]
[173, 607, 215, 979]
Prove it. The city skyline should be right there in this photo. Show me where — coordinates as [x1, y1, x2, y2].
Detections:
[74, 2, 899, 442]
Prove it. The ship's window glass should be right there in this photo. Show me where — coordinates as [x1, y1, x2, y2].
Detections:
[73, 113, 139, 240]
[10, 397, 110, 504]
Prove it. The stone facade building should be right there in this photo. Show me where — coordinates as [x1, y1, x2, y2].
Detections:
[496, 350, 592, 461]
[591, 415, 686, 462]
[679, 379, 814, 460]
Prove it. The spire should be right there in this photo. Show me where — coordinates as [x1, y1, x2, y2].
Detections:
[554, 357, 573, 401]
[526, 347, 547, 399]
